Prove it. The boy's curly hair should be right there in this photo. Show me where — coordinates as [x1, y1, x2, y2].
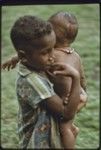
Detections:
[49, 11, 78, 45]
[10, 15, 53, 53]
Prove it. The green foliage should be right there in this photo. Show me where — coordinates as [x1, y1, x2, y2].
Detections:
[1, 4, 100, 149]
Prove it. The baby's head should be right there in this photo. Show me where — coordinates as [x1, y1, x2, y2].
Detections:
[10, 15, 56, 71]
[49, 11, 78, 47]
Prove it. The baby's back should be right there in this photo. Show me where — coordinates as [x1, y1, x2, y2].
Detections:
[49, 49, 81, 98]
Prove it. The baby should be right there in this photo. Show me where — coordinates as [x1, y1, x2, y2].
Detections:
[48, 11, 87, 148]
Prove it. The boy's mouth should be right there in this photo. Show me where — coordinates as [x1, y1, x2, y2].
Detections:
[45, 63, 54, 70]
[51, 59, 55, 64]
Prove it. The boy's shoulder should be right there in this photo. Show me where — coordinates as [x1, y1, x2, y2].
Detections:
[17, 63, 55, 100]
[18, 63, 53, 86]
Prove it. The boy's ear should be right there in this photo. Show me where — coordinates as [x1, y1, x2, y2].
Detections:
[18, 50, 26, 59]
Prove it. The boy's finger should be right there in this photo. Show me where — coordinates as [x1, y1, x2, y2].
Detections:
[53, 70, 65, 75]
[52, 64, 64, 71]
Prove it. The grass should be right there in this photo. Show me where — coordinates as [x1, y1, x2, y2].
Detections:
[1, 4, 100, 149]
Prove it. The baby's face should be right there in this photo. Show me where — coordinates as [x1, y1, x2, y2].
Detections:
[26, 30, 56, 71]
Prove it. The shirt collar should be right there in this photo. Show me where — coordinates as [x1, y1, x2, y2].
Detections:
[18, 63, 32, 76]
[18, 63, 53, 87]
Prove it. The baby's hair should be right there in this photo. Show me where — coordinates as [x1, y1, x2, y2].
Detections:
[49, 11, 78, 45]
[10, 15, 53, 54]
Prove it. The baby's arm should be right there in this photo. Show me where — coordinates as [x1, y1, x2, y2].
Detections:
[2, 54, 19, 70]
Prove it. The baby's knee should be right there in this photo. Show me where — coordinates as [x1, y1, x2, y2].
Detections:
[80, 94, 87, 103]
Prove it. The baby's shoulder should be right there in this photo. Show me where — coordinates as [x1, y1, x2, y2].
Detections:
[72, 49, 81, 60]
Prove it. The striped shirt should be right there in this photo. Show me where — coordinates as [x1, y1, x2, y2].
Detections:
[16, 63, 62, 148]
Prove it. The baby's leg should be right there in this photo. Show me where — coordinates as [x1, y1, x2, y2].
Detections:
[77, 88, 87, 113]
[59, 120, 76, 149]
[77, 102, 86, 113]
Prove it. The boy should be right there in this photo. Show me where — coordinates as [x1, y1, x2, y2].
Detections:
[2, 12, 87, 149]
[3, 15, 80, 148]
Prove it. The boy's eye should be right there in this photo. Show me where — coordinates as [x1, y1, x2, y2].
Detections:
[41, 49, 52, 55]
[41, 51, 48, 55]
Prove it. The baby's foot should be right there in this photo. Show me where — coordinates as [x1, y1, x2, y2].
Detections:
[72, 124, 79, 137]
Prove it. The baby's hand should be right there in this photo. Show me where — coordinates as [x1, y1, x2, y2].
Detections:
[2, 55, 19, 71]
[51, 63, 79, 78]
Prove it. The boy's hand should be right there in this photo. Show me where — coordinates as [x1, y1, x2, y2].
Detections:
[51, 63, 79, 78]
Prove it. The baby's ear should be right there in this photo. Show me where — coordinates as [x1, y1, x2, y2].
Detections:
[18, 50, 26, 59]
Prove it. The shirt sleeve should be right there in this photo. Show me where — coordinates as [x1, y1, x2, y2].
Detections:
[16, 74, 56, 108]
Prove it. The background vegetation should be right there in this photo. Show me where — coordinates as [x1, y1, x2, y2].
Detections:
[1, 4, 100, 149]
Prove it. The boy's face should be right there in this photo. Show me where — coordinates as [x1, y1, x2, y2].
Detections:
[26, 31, 56, 71]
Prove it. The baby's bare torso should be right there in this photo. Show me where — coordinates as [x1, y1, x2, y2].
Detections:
[48, 49, 81, 98]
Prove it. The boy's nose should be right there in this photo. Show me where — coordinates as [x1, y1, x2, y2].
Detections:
[49, 50, 55, 63]
[49, 57, 55, 64]
[50, 51, 55, 59]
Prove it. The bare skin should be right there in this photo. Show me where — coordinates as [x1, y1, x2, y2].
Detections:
[49, 48, 87, 108]
[48, 11, 87, 147]
[46, 48, 87, 148]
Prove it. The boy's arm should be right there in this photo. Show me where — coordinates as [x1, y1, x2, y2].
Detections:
[19, 63, 80, 122]
[42, 63, 80, 121]
[45, 75, 80, 121]
[2, 55, 19, 71]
